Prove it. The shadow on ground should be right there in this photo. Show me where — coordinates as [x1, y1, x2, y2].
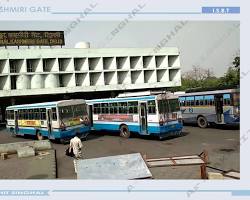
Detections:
[184, 123, 239, 130]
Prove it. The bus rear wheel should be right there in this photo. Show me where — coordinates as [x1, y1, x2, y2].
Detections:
[120, 125, 130, 138]
[36, 132, 44, 140]
[197, 116, 208, 128]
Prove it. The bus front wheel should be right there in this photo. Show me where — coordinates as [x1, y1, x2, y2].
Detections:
[197, 116, 208, 128]
[120, 125, 130, 138]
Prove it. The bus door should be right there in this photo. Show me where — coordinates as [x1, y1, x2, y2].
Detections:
[14, 110, 18, 134]
[88, 104, 93, 128]
[215, 95, 224, 123]
[47, 109, 52, 138]
[139, 102, 148, 134]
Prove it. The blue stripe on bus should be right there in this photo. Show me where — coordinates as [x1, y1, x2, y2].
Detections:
[7, 126, 90, 139]
[92, 122, 183, 136]
[86, 95, 156, 104]
[7, 103, 58, 110]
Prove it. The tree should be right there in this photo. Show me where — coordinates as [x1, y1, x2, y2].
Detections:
[232, 56, 240, 69]
[169, 56, 240, 93]
[180, 66, 217, 91]
[219, 56, 240, 88]
[220, 67, 239, 87]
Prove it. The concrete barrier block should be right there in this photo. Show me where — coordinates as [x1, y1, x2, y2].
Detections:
[17, 146, 35, 158]
[1, 153, 8, 160]
[208, 172, 224, 179]
[0, 140, 52, 154]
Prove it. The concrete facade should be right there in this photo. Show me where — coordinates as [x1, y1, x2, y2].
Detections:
[0, 47, 181, 98]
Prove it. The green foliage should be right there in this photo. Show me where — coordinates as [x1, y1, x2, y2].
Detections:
[169, 56, 240, 92]
[220, 67, 240, 87]
[232, 56, 240, 69]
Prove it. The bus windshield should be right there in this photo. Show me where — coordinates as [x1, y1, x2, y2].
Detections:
[59, 104, 87, 119]
[158, 100, 168, 114]
[158, 99, 180, 114]
[169, 99, 180, 112]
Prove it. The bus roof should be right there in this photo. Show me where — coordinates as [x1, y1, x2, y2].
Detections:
[6, 99, 86, 110]
[117, 90, 171, 98]
[86, 95, 156, 104]
[86, 93, 178, 104]
[177, 89, 239, 97]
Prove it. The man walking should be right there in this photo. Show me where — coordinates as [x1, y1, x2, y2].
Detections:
[69, 133, 83, 173]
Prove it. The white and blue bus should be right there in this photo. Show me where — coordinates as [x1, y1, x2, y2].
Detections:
[177, 89, 240, 128]
[6, 99, 90, 143]
[86, 92, 183, 139]
[0, 109, 4, 125]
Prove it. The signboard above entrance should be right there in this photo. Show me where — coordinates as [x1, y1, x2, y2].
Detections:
[0, 31, 65, 46]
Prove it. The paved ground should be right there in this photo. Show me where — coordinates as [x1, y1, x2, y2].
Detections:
[0, 149, 56, 179]
[0, 125, 239, 179]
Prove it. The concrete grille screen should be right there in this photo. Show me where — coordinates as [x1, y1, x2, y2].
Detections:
[0, 47, 181, 97]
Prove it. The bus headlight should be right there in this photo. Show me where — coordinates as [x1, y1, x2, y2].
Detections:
[82, 117, 90, 126]
[60, 124, 66, 131]
[233, 107, 240, 116]
[178, 118, 183, 124]
[159, 118, 164, 126]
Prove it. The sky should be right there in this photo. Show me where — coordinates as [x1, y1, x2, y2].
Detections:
[0, 21, 239, 76]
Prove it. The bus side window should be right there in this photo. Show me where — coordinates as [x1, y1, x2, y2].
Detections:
[101, 103, 104, 114]
[128, 101, 138, 114]
[109, 103, 118, 114]
[148, 100, 156, 114]
[33, 109, 40, 120]
[104, 103, 109, 114]
[21, 109, 25, 119]
[28, 109, 33, 120]
[18, 110, 22, 120]
[101, 103, 109, 114]
[22, 109, 26, 120]
[224, 98, 231, 106]
[40, 108, 46, 120]
[6, 110, 14, 120]
[113, 103, 118, 114]
[118, 102, 127, 114]
[93, 104, 101, 114]
[109, 103, 113, 114]
[204, 100, 208, 106]
[18, 110, 21, 119]
[134, 103, 138, 113]
[52, 107, 57, 120]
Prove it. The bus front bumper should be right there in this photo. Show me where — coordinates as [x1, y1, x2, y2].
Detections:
[156, 123, 183, 139]
[56, 126, 90, 140]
